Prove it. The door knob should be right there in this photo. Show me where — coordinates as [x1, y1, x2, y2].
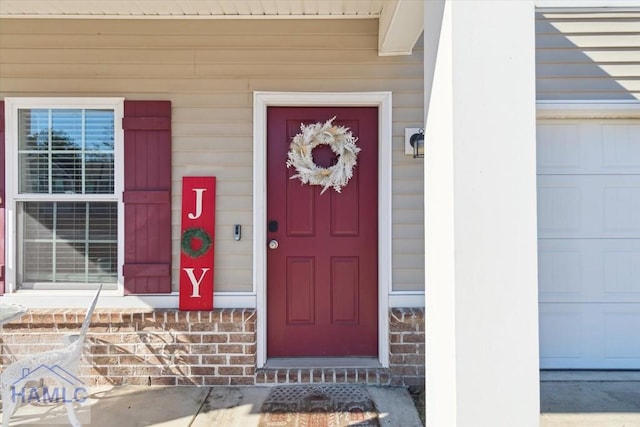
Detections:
[268, 240, 279, 250]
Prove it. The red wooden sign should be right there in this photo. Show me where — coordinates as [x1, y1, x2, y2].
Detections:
[179, 177, 216, 311]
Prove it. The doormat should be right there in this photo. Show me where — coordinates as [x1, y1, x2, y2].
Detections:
[258, 384, 380, 427]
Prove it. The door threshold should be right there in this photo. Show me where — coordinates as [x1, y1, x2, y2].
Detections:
[265, 357, 381, 369]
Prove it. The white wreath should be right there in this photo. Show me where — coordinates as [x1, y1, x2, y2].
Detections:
[286, 117, 361, 194]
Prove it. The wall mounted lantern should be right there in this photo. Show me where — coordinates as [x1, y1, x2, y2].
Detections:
[405, 128, 424, 159]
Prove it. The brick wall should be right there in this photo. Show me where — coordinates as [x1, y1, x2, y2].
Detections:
[0, 309, 256, 386]
[389, 308, 425, 387]
[1, 308, 424, 387]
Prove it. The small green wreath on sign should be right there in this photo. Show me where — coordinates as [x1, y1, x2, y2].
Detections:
[181, 227, 212, 258]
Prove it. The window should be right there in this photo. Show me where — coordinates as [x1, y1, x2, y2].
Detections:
[6, 99, 124, 291]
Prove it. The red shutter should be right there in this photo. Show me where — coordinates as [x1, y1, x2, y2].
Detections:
[123, 100, 172, 294]
[0, 101, 5, 295]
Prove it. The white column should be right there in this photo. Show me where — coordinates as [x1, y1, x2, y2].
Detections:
[425, 2, 540, 426]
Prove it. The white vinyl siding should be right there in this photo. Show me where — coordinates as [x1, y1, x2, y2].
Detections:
[0, 18, 424, 293]
[536, 11, 640, 101]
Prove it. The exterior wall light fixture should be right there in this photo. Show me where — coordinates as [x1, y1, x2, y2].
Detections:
[405, 128, 424, 159]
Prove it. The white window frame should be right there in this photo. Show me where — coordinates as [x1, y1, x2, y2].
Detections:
[4, 97, 125, 297]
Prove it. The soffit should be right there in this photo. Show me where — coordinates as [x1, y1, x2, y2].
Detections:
[0, 0, 425, 56]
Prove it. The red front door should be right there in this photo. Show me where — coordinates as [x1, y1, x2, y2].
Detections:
[266, 107, 378, 357]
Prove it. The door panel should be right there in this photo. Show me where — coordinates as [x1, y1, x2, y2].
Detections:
[267, 106, 378, 357]
[538, 119, 640, 369]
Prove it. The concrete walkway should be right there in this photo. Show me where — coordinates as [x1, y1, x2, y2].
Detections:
[2, 384, 423, 426]
[540, 371, 640, 427]
[5, 372, 640, 426]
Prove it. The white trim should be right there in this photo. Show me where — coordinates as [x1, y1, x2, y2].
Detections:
[537, 101, 640, 119]
[0, 14, 376, 20]
[389, 292, 425, 308]
[4, 97, 125, 297]
[378, 0, 425, 56]
[253, 91, 393, 369]
[535, 2, 640, 9]
[0, 292, 257, 309]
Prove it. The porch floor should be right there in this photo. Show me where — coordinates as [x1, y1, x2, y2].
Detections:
[0, 384, 422, 426]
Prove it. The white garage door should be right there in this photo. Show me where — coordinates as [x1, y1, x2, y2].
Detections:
[538, 119, 640, 369]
